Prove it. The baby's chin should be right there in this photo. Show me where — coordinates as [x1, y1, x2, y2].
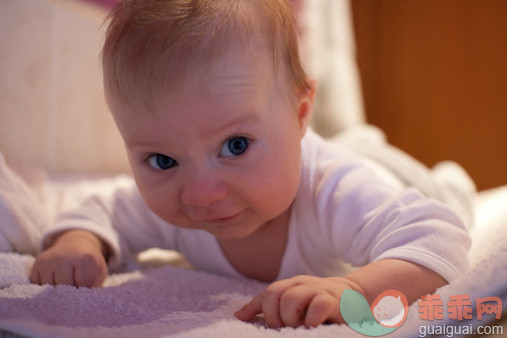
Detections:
[206, 221, 268, 241]
[162, 218, 251, 240]
[205, 224, 260, 241]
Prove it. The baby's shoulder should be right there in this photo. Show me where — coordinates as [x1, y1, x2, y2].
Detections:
[300, 129, 394, 194]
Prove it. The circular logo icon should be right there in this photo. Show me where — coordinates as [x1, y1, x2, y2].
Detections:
[340, 289, 408, 336]
[371, 290, 409, 328]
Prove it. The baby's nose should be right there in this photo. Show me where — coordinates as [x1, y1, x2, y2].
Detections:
[180, 170, 228, 208]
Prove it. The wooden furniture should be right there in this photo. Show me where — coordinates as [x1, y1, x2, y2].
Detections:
[352, 0, 507, 190]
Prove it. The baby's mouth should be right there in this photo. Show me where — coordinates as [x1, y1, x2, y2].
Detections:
[205, 212, 242, 224]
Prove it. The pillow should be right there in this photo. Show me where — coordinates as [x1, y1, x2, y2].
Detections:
[299, 0, 366, 137]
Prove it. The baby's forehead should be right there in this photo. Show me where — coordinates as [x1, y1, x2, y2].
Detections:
[145, 45, 291, 110]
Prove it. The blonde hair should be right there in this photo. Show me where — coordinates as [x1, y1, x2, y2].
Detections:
[102, 0, 309, 107]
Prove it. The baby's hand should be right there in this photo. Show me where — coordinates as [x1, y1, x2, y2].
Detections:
[235, 275, 363, 328]
[29, 230, 108, 288]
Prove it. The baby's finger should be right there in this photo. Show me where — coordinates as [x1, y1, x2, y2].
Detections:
[304, 293, 340, 327]
[261, 278, 303, 328]
[279, 285, 319, 327]
[74, 254, 106, 288]
[29, 266, 41, 285]
[37, 267, 56, 286]
[53, 265, 77, 286]
[235, 294, 264, 321]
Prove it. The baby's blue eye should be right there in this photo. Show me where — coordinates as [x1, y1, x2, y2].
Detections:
[219, 137, 250, 157]
[148, 154, 178, 170]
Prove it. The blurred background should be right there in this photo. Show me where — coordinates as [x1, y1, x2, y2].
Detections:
[1, 0, 506, 191]
[352, 0, 507, 190]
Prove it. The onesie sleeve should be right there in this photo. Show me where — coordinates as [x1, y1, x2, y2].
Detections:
[40, 177, 175, 270]
[315, 160, 471, 283]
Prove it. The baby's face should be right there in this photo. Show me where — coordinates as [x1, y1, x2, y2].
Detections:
[109, 43, 313, 240]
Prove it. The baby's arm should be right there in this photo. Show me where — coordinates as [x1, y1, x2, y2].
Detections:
[235, 258, 445, 328]
[30, 177, 172, 287]
[30, 230, 109, 288]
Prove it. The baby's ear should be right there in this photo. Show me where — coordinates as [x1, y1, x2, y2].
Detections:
[296, 79, 317, 137]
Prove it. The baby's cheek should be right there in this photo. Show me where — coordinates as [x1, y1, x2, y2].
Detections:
[252, 181, 297, 220]
[143, 192, 181, 224]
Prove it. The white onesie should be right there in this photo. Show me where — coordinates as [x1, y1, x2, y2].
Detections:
[41, 129, 471, 282]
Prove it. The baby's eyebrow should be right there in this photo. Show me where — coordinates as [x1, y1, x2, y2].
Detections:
[124, 139, 152, 148]
[205, 112, 259, 137]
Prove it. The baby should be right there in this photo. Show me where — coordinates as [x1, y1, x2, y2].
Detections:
[30, 0, 470, 328]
